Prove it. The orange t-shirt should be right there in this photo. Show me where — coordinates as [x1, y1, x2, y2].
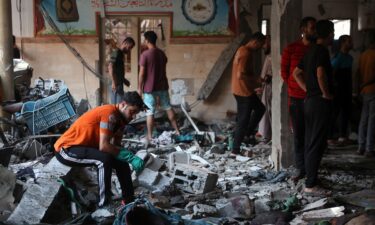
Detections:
[54, 105, 126, 154]
[359, 48, 375, 94]
[231, 46, 257, 96]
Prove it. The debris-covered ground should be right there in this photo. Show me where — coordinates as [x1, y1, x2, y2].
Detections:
[1, 108, 375, 224]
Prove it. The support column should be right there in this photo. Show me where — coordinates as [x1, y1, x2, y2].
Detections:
[0, 0, 14, 102]
[271, 0, 302, 170]
[0, 1, 14, 127]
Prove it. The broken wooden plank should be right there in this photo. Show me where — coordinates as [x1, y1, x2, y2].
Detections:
[197, 33, 247, 100]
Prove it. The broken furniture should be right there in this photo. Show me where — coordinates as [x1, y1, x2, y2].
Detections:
[16, 87, 76, 134]
[172, 164, 218, 194]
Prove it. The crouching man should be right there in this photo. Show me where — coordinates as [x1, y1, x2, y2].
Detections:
[54, 91, 147, 207]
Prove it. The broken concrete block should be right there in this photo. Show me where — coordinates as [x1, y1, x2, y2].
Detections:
[146, 155, 164, 171]
[137, 168, 160, 190]
[193, 204, 218, 217]
[302, 206, 345, 221]
[154, 173, 171, 191]
[168, 151, 191, 170]
[172, 164, 218, 194]
[217, 195, 254, 219]
[6, 157, 72, 225]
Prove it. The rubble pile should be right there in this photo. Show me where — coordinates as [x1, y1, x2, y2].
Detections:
[1, 115, 375, 225]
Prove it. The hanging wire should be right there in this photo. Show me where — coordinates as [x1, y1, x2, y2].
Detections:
[38, 2, 109, 84]
[82, 66, 92, 109]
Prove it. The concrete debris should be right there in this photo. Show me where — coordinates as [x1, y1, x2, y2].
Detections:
[301, 206, 345, 221]
[154, 173, 172, 191]
[193, 204, 218, 217]
[21, 139, 47, 160]
[91, 208, 114, 218]
[254, 198, 271, 214]
[217, 195, 254, 219]
[209, 144, 225, 154]
[294, 198, 328, 214]
[190, 154, 211, 166]
[137, 168, 161, 190]
[91, 208, 115, 224]
[235, 155, 251, 162]
[146, 154, 165, 171]
[6, 157, 71, 225]
[168, 151, 191, 170]
[0, 166, 16, 221]
[173, 164, 218, 194]
[2, 106, 375, 225]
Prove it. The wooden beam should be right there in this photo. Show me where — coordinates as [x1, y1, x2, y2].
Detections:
[197, 33, 246, 100]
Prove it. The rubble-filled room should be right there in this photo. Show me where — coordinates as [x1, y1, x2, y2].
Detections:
[1, 0, 375, 224]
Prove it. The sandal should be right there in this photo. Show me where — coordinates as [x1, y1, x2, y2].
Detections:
[303, 186, 332, 197]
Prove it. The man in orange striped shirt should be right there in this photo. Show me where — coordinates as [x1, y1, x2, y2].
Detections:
[54, 91, 146, 207]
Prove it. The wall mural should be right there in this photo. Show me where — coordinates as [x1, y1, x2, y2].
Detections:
[35, 0, 237, 38]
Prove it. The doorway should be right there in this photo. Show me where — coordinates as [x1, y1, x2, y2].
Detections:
[101, 15, 170, 103]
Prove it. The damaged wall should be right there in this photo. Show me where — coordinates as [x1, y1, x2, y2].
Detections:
[20, 39, 100, 106]
[12, 0, 364, 123]
[10, 0, 258, 122]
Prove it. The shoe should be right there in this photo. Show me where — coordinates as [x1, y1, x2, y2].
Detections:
[364, 151, 375, 158]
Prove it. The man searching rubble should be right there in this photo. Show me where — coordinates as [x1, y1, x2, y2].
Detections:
[108, 37, 135, 104]
[54, 91, 147, 207]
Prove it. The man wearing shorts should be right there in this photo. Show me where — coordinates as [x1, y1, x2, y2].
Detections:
[138, 31, 180, 142]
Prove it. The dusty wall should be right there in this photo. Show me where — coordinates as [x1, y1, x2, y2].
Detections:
[21, 39, 100, 106]
[20, 38, 232, 121]
[13, 0, 252, 123]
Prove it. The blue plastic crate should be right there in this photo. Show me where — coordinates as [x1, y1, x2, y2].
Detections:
[20, 87, 76, 134]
